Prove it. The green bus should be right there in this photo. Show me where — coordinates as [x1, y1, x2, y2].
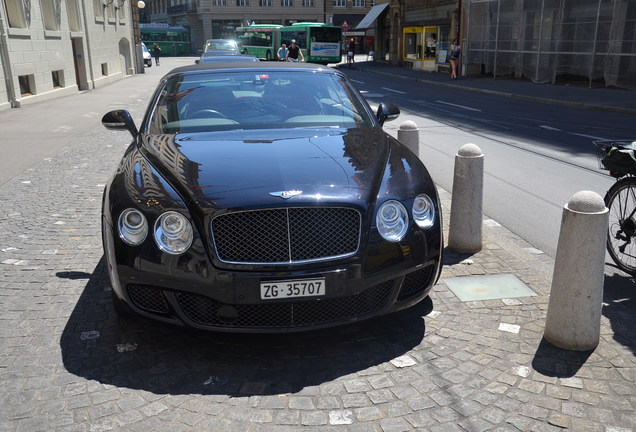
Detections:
[280, 23, 342, 64]
[140, 24, 190, 56]
[235, 24, 283, 61]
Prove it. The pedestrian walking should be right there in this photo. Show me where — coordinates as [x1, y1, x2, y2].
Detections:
[277, 43, 288, 61]
[347, 40, 356, 68]
[286, 40, 304, 62]
[153, 43, 161, 66]
[449, 39, 461, 79]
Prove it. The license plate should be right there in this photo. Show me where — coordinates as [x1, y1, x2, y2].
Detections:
[260, 278, 325, 300]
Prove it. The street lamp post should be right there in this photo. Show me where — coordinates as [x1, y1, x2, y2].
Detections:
[132, 0, 146, 73]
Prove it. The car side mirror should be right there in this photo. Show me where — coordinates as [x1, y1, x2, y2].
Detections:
[376, 102, 400, 126]
[240, 48, 247, 54]
[102, 110, 138, 138]
[194, 59, 200, 64]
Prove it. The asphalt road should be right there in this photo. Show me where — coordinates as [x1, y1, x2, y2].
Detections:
[342, 69, 636, 263]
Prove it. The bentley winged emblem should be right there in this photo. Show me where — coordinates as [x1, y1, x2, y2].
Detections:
[269, 190, 302, 199]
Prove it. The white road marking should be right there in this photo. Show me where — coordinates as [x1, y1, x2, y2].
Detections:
[569, 132, 609, 140]
[539, 125, 561, 131]
[381, 87, 407, 94]
[351, 79, 365, 84]
[435, 100, 481, 112]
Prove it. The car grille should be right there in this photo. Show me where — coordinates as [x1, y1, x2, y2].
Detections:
[128, 284, 170, 314]
[397, 266, 434, 301]
[175, 279, 394, 329]
[211, 207, 361, 264]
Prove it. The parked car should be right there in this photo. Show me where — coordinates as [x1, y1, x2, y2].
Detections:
[141, 42, 152, 67]
[202, 39, 240, 55]
[101, 62, 443, 333]
[195, 54, 260, 65]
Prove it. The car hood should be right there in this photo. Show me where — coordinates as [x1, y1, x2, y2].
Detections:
[140, 128, 390, 210]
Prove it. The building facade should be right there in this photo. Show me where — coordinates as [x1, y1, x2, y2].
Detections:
[142, 0, 376, 56]
[0, 0, 138, 111]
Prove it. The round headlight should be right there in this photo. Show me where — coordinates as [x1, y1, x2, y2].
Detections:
[117, 208, 148, 246]
[412, 194, 435, 228]
[154, 211, 193, 254]
[376, 200, 409, 242]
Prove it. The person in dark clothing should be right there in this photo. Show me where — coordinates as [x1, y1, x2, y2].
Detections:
[152, 43, 161, 66]
[286, 40, 304, 62]
[449, 39, 461, 79]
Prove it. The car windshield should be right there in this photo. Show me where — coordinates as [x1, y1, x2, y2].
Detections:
[142, 43, 149, 54]
[147, 70, 374, 134]
[205, 40, 238, 52]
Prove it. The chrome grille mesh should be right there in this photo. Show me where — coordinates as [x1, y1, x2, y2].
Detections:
[397, 266, 434, 301]
[211, 207, 361, 264]
[128, 284, 170, 314]
[175, 279, 394, 328]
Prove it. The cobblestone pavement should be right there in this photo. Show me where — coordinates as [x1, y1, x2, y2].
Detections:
[1, 58, 635, 431]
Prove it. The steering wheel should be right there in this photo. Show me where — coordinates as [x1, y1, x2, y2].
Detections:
[190, 109, 227, 119]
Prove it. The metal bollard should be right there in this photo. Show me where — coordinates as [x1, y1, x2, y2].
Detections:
[448, 143, 484, 253]
[398, 121, 419, 155]
[544, 191, 608, 351]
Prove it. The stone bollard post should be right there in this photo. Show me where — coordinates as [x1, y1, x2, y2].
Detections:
[544, 191, 608, 351]
[398, 121, 419, 155]
[448, 143, 484, 253]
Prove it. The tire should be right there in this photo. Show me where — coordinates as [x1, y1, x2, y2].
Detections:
[266, 50, 272, 61]
[605, 177, 636, 275]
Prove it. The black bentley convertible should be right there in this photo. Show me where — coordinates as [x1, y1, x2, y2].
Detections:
[101, 62, 442, 332]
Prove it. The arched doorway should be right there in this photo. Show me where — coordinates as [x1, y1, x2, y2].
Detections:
[118, 38, 133, 76]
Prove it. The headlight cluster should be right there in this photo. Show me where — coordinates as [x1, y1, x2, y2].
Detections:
[376, 194, 435, 242]
[117, 208, 193, 254]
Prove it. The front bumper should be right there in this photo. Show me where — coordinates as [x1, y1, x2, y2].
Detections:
[103, 216, 442, 333]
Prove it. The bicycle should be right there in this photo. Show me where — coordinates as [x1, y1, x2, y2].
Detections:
[596, 139, 636, 274]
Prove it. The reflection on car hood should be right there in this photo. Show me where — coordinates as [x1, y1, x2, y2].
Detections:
[141, 128, 390, 209]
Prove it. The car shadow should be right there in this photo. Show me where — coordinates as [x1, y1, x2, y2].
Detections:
[59, 257, 431, 396]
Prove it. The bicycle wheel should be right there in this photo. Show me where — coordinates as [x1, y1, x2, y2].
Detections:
[605, 177, 636, 274]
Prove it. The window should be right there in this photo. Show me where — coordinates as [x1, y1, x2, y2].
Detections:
[353, 0, 365, 7]
[302, 0, 314, 6]
[4, 0, 28, 28]
[212, 0, 226, 5]
[260, 0, 271, 5]
[281, 0, 292, 5]
[42, 0, 60, 30]
[52, 70, 64, 88]
[66, 0, 82, 31]
[93, 0, 103, 18]
[236, 0, 249, 5]
[333, 0, 345, 7]
[19, 75, 34, 96]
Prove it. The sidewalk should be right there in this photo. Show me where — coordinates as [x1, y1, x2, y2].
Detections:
[338, 57, 636, 115]
[0, 56, 634, 431]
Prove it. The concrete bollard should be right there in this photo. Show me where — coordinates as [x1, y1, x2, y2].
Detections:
[398, 121, 419, 155]
[544, 191, 608, 351]
[448, 143, 484, 253]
